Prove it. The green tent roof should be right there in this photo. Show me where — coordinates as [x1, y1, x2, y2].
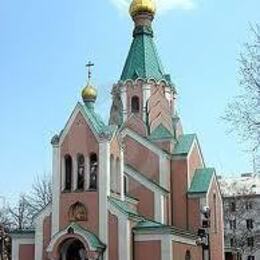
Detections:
[188, 168, 215, 194]
[120, 25, 166, 82]
[173, 134, 197, 155]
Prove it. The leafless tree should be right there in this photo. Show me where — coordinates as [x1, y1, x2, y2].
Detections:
[26, 174, 52, 218]
[8, 194, 32, 231]
[224, 24, 260, 173]
[7, 174, 52, 231]
[222, 178, 260, 259]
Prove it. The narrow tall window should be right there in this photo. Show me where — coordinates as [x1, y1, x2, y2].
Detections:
[64, 155, 72, 191]
[230, 201, 236, 212]
[110, 155, 115, 192]
[229, 219, 236, 230]
[124, 175, 129, 195]
[77, 154, 85, 190]
[131, 96, 140, 113]
[247, 237, 255, 247]
[185, 250, 191, 260]
[246, 201, 253, 210]
[246, 219, 254, 229]
[213, 193, 217, 232]
[89, 153, 98, 190]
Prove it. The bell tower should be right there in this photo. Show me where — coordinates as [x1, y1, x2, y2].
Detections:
[110, 0, 180, 145]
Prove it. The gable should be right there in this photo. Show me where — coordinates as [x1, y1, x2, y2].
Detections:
[59, 102, 110, 146]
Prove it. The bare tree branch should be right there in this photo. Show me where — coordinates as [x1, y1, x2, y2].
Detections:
[223, 24, 260, 173]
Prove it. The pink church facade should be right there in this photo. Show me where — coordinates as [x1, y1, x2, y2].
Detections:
[11, 1, 224, 259]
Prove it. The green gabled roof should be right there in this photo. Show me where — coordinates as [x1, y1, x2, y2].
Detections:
[188, 168, 215, 194]
[173, 134, 197, 155]
[133, 221, 197, 240]
[108, 196, 142, 219]
[82, 105, 107, 133]
[80, 103, 114, 136]
[121, 26, 165, 82]
[135, 220, 166, 228]
[69, 223, 105, 250]
[149, 124, 174, 141]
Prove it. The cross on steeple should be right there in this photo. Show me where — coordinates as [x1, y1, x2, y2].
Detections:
[86, 61, 94, 81]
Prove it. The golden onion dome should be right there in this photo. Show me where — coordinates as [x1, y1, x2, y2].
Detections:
[81, 82, 97, 102]
[129, 0, 156, 17]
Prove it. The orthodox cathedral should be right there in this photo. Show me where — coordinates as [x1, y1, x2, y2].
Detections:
[11, 0, 224, 259]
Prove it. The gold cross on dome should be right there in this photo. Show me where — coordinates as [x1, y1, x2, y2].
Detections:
[86, 61, 94, 81]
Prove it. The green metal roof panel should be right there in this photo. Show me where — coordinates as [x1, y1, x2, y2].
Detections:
[69, 223, 106, 250]
[188, 168, 215, 194]
[83, 105, 107, 133]
[149, 124, 174, 140]
[135, 220, 166, 228]
[173, 134, 197, 155]
[121, 26, 165, 81]
[108, 196, 142, 218]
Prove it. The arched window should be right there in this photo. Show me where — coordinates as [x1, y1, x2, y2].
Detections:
[64, 155, 72, 191]
[213, 193, 217, 233]
[124, 175, 128, 195]
[185, 250, 191, 260]
[131, 96, 140, 113]
[89, 153, 98, 190]
[110, 155, 115, 192]
[116, 157, 120, 191]
[77, 154, 85, 190]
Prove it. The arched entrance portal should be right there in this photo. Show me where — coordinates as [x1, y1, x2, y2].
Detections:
[60, 239, 88, 260]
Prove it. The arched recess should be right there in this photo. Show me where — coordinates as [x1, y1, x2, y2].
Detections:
[116, 157, 121, 192]
[110, 155, 116, 192]
[68, 202, 88, 222]
[64, 155, 72, 191]
[60, 238, 86, 260]
[47, 223, 106, 260]
[89, 153, 98, 190]
[131, 95, 140, 113]
[77, 154, 85, 190]
[185, 250, 191, 260]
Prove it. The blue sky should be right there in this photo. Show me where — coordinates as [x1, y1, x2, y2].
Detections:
[0, 0, 259, 200]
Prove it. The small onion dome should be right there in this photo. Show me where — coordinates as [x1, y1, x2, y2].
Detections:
[81, 82, 97, 103]
[129, 0, 156, 17]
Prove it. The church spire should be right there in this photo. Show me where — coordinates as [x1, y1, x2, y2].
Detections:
[120, 0, 167, 82]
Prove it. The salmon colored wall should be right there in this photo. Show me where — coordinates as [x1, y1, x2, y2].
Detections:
[109, 213, 119, 260]
[110, 136, 120, 158]
[61, 112, 99, 158]
[172, 241, 202, 260]
[188, 144, 203, 188]
[134, 241, 161, 260]
[124, 115, 147, 137]
[59, 111, 99, 234]
[171, 143, 203, 230]
[208, 178, 224, 260]
[59, 192, 98, 235]
[19, 244, 35, 260]
[171, 159, 188, 229]
[128, 177, 154, 219]
[42, 215, 52, 260]
[124, 136, 159, 182]
[187, 198, 201, 232]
